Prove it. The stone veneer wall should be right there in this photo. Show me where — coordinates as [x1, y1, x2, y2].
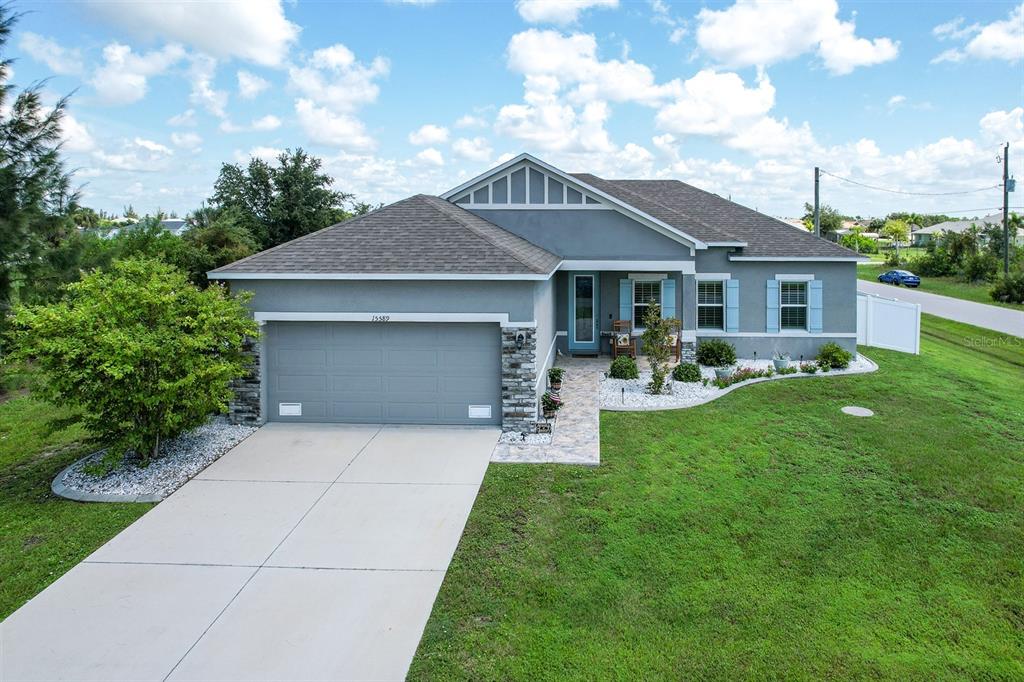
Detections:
[228, 335, 262, 425]
[501, 326, 538, 433]
[680, 341, 696, 364]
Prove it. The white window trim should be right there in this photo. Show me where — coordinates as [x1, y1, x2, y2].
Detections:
[695, 272, 730, 281]
[778, 279, 809, 332]
[628, 273, 667, 280]
[696, 279, 726, 331]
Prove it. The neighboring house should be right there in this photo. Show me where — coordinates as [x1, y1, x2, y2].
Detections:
[99, 218, 188, 239]
[910, 213, 1005, 247]
[209, 153, 864, 434]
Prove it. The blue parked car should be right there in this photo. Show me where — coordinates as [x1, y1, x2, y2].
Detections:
[878, 269, 921, 287]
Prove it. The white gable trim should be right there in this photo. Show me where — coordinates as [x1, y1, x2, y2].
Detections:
[442, 153, 709, 250]
[729, 256, 867, 262]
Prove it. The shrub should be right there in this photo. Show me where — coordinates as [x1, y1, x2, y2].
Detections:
[839, 233, 878, 254]
[640, 302, 676, 395]
[711, 365, 773, 389]
[816, 342, 853, 369]
[609, 355, 639, 379]
[884, 251, 903, 267]
[959, 253, 998, 283]
[547, 366, 565, 384]
[776, 365, 799, 375]
[990, 271, 1024, 304]
[10, 258, 259, 466]
[906, 251, 954, 277]
[672, 362, 701, 382]
[695, 339, 737, 367]
[800, 362, 819, 374]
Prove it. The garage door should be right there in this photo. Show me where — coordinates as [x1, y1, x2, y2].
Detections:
[265, 321, 501, 425]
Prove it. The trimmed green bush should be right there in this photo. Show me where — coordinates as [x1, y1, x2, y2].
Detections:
[672, 362, 701, 382]
[609, 355, 640, 379]
[816, 342, 853, 369]
[990, 271, 1024, 304]
[696, 339, 737, 367]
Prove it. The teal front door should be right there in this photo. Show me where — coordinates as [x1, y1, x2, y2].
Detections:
[568, 272, 600, 354]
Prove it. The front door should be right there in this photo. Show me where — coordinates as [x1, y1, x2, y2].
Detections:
[568, 272, 600, 354]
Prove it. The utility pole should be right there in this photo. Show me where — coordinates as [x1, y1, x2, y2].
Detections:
[813, 166, 820, 238]
[1002, 143, 1010, 276]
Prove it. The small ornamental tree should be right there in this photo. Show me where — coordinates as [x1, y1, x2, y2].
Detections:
[640, 301, 677, 395]
[10, 258, 258, 465]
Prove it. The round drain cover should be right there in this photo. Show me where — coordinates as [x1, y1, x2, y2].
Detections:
[841, 406, 874, 417]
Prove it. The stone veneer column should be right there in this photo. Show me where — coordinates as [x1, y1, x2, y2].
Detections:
[501, 326, 538, 433]
[228, 335, 263, 425]
[680, 341, 697, 364]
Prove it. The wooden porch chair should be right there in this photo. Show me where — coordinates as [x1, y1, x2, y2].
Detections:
[611, 320, 636, 359]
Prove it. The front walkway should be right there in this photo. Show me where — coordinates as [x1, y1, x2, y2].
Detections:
[1, 423, 499, 682]
[858, 280, 1024, 337]
[492, 356, 602, 466]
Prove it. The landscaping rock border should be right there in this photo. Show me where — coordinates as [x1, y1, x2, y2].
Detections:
[601, 354, 878, 411]
[52, 418, 258, 503]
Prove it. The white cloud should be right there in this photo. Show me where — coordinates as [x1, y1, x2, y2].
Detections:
[19, 32, 83, 75]
[696, 0, 898, 74]
[294, 98, 375, 151]
[649, 0, 687, 44]
[931, 4, 1024, 64]
[219, 115, 282, 133]
[167, 109, 197, 126]
[288, 44, 388, 151]
[413, 147, 445, 166]
[188, 55, 228, 118]
[61, 114, 96, 152]
[408, 124, 449, 145]
[87, 0, 300, 67]
[170, 131, 202, 151]
[516, 0, 618, 25]
[90, 42, 185, 105]
[887, 94, 906, 110]
[452, 137, 493, 162]
[237, 70, 270, 99]
[235, 146, 284, 163]
[655, 69, 774, 136]
[725, 116, 816, 157]
[133, 137, 173, 155]
[455, 114, 487, 128]
[979, 107, 1023, 142]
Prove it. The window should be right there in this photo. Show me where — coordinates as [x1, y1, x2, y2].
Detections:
[697, 280, 724, 329]
[633, 280, 661, 327]
[780, 281, 807, 330]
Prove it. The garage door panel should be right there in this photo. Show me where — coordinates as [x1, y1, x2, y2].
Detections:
[266, 322, 501, 425]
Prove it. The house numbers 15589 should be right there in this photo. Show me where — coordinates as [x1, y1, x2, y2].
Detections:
[371, 315, 391, 322]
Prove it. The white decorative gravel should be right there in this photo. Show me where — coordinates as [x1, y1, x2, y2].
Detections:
[497, 430, 553, 446]
[601, 354, 876, 411]
[56, 418, 257, 501]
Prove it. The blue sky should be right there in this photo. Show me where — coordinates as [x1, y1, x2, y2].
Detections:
[9, 0, 1024, 219]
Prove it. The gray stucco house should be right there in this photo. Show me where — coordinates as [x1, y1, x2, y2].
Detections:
[210, 153, 864, 433]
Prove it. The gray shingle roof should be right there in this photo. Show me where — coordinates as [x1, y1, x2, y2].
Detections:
[210, 194, 560, 276]
[573, 174, 861, 259]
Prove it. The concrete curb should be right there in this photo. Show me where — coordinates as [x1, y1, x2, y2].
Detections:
[601, 354, 880, 412]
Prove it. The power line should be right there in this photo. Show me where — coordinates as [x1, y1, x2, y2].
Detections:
[819, 169, 1001, 196]
[904, 206, 1022, 215]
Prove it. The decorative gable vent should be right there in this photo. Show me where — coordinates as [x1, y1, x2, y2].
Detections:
[452, 162, 604, 208]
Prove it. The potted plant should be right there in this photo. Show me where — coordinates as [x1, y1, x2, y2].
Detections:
[541, 391, 562, 419]
[714, 365, 734, 381]
[772, 351, 791, 370]
[548, 366, 565, 391]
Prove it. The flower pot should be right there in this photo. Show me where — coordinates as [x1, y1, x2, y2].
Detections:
[542, 408, 556, 419]
[772, 358, 790, 370]
[714, 366, 734, 380]
[550, 381, 562, 391]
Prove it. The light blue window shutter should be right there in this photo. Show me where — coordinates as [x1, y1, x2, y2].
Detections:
[725, 279, 739, 333]
[661, 278, 677, 319]
[808, 280, 823, 333]
[766, 280, 780, 333]
[618, 279, 632, 322]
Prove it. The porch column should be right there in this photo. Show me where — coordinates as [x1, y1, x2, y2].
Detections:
[680, 272, 697, 363]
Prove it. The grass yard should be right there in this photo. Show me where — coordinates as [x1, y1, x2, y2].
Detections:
[858, 263, 1024, 311]
[410, 315, 1024, 680]
[0, 397, 151, 619]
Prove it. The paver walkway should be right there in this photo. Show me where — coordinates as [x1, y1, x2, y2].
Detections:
[492, 356, 601, 465]
[858, 280, 1024, 337]
[1, 423, 499, 682]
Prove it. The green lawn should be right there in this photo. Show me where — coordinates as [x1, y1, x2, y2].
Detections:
[0, 397, 151, 619]
[858, 263, 1024, 311]
[410, 315, 1024, 680]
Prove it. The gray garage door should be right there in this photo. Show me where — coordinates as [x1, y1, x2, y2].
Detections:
[265, 321, 501, 425]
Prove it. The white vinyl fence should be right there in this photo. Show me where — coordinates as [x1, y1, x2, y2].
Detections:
[857, 292, 921, 354]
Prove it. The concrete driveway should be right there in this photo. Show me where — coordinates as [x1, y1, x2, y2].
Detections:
[858, 279, 1024, 337]
[1, 423, 499, 681]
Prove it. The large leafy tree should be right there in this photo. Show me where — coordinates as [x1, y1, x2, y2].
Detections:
[801, 202, 844, 237]
[210, 148, 352, 249]
[183, 207, 259, 284]
[0, 7, 77, 321]
[11, 259, 259, 465]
